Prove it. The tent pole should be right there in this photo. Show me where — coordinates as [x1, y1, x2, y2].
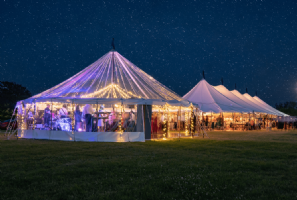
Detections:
[72, 100, 75, 141]
[96, 102, 99, 132]
[50, 99, 53, 131]
[33, 100, 36, 130]
[211, 111, 213, 131]
[194, 107, 199, 136]
[179, 104, 181, 138]
[201, 112, 204, 135]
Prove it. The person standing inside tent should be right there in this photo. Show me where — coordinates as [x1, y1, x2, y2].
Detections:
[44, 104, 51, 127]
[205, 116, 209, 127]
[268, 120, 272, 131]
[59, 104, 68, 118]
[74, 105, 82, 131]
[92, 113, 98, 132]
[98, 105, 106, 132]
[82, 104, 93, 132]
[250, 119, 255, 130]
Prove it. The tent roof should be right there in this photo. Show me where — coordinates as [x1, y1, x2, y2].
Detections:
[229, 89, 271, 113]
[26, 50, 188, 105]
[183, 79, 248, 113]
[253, 96, 288, 116]
[243, 93, 281, 115]
[214, 85, 260, 113]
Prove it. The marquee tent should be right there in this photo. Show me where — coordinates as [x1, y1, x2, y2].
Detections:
[253, 96, 287, 116]
[183, 78, 287, 131]
[214, 85, 265, 113]
[243, 93, 281, 116]
[183, 79, 249, 113]
[230, 90, 273, 114]
[15, 50, 195, 142]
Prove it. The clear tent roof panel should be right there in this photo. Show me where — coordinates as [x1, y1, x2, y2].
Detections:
[31, 51, 183, 102]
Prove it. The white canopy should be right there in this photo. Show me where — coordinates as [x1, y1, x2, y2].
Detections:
[230, 90, 272, 113]
[183, 79, 287, 116]
[253, 96, 288, 116]
[243, 93, 279, 115]
[183, 79, 249, 113]
[214, 85, 260, 113]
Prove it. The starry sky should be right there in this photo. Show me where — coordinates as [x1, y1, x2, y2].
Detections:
[1, 0, 297, 106]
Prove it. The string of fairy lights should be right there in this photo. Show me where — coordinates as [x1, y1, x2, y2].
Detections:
[31, 51, 182, 101]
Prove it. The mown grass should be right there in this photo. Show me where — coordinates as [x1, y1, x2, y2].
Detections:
[1, 130, 297, 199]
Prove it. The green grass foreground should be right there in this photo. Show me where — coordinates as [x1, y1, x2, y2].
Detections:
[1, 130, 297, 200]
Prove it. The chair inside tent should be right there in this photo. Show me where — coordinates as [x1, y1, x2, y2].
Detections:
[13, 50, 198, 142]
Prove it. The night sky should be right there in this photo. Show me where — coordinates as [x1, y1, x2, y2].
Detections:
[1, 0, 297, 106]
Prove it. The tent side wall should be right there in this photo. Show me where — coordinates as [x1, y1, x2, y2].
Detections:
[16, 98, 195, 142]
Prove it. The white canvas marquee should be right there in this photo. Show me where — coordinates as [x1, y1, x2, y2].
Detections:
[253, 96, 287, 116]
[184, 79, 287, 116]
[183, 79, 249, 113]
[214, 85, 263, 113]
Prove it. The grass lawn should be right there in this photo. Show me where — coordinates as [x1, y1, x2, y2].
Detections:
[1, 130, 297, 199]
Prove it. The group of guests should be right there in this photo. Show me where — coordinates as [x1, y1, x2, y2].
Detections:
[43, 104, 106, 131]
[74, 104, 113, 132]
[43, 104, 136, 132]
[43, 104, 69, 127]
[201, 116, 224, 130]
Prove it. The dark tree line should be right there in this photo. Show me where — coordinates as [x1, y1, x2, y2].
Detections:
[0, 81, 31, 121]
[275, 101, 297, 116]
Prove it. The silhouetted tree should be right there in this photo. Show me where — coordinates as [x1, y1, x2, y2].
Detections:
[275, 101, 297, 116]
[0, 81, 31, 109]
[0, 81, 31, 121]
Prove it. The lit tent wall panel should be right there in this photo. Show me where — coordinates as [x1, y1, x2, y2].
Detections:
[183, 79, 249, 113]
[253, 96, 287, 116]
[214, 85, 260, 113]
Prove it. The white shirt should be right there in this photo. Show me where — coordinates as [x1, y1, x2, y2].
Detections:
[59, 107, 68, 116]
[82, 104, 93, 116]
[28, 111, 33, 118]
[160, 115, 164, 122]
[130, 112, 135, 121]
